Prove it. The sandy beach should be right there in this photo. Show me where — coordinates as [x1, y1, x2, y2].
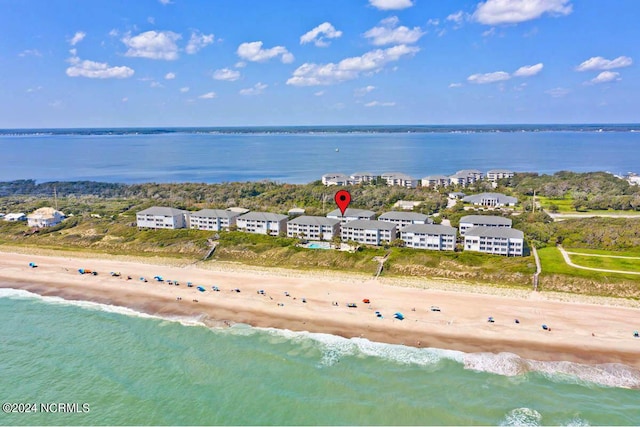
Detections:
[1, 249, 639, 369]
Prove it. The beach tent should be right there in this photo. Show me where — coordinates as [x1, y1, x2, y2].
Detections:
[394, 312, 404, 320]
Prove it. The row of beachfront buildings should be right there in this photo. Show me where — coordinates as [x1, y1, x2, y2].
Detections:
[322, 169, 515, 188]
[137, 207, 524, 256]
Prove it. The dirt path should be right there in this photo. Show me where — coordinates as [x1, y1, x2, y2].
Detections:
[558, 245, 640, 275]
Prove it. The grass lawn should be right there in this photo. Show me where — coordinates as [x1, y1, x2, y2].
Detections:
[566, 248, 640, 258]
[568, 254, 640, 273]
[536, 196, 574, 212]
[537, 247, 640, 280]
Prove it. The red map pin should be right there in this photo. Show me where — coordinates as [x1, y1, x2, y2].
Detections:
[334, 190, 351, 216]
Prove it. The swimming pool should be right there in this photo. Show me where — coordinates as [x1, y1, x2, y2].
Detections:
[306, 242, 331, 250]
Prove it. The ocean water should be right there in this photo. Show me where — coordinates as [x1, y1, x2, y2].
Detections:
[1, 288, 639, 426]
[1, 125, 640, 184]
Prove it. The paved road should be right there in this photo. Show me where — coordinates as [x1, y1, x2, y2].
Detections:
[557, 245, 640, 275]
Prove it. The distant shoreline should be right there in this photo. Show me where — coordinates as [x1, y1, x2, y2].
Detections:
[1, 123, 640, 136]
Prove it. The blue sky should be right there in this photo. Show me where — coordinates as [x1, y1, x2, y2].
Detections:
[2, 0, 639, 127]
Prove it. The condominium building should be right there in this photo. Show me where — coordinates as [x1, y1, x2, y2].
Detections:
[327, 208, 376, 224]
[189, 209, 241, 231]
[236, 212, 288, 236]
[400, 224, 457, 251]
[463, 227, 524, 256]
[449, 169, 484, 187]
[287, 216, 341, 240]
[341, 220, 397, 246]
[350, 172, 377, 184]
[459, 215, 512, 235]
[486, 169, 515, 182]
[381, 172, 419, 188]
[462, 192, 518, 207]
[421, 175, 450, 188]
[322, 173, 351, 186]
[378, 211, 432, 231]
[136, 206, 188, 229]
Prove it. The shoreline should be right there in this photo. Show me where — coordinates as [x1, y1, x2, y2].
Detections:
[1, 250, 640, 371]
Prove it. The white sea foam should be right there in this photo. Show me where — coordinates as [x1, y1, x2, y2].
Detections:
[463, 351, 640, 389]
[500, 407, 543, 426]
[0, 286, 207, 328]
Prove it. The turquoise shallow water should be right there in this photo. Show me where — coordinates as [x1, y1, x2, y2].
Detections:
[1, 288, 639, 426]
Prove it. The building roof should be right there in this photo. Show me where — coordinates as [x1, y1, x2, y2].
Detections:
[464, 226, 524, 239]
[288, 215, 341, 227]
[462, 192, 518, 205]
[226, 207, 250, 214]
[5, 212, 25, 219]
[288, 208, 306, 215]
[381, 172, 416, 180]
[137, 206, 187, 216]
[456, 169, 483, 175]
[342, 219, 397, 231]
[401, 224, 457, 235]
[191, 209, 240, 219]
[238, 212, 288, 222]
[460, 215, 513, 226]
[487, 169, 514, 174]
[351, 172, 375, 177]
[379, 211, 429, 221]
[27, 207, 64, 219]
[327, 208, 376, 218]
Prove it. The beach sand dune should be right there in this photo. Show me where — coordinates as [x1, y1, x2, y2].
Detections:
[1, 250, 639, 369]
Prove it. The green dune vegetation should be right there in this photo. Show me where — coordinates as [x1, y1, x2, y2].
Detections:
[0, 172, 639, 298]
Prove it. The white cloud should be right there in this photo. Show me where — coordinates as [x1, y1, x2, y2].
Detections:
[18, 49, 42, 57]
[147, 17, 155, 24]
[575, 56, 633, 72]
[186, 31, 214, 54]
[467, 63, 543, 84]
[69, 31, 86, 46]
[198, 91, 217, 99]
[364, 17, 424, 46]
[369, 0, 413, 10]
[355, 85, 376, 96]
[482, 27, 496, 37]
[589, 71, 621, 84]
[287, 44, 419, 86]
[239, 82, 268, 96]
[427, 18, 440, 26]
[164, 72, 176, 80]
[446, 11, 465, 28]
[121, 97, 128, 102]
[300, 22, 342, 47]
[237, 41, 294, 63]
[66, 54, 134, 79]
[448, 83, 462, 88]
[180, 87, 189, 93]
[364, 101, 396, 107]
[213, 68, 241, 81]
[513, 63, 543, 77]
[150, 81, 163, 88]
[545, 87, 569, 97]
[235, 61, 247, 68]
[158, 0, 172, 4]
[467, 71, 510, 84]
[314, 91, 325, 96]
[472, 0, 572, 25]
[122, 30, 181, 60]
[109, 29, 119, 37]
[26, 86, 43, 93]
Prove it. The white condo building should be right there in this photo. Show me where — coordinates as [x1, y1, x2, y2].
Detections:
[236, 212, 288, 236]
[459, 215, 512, 235]
[400, 224, 457, 251]
[421, 175, 450, 188]
[449, 169, 484, 187]
[341, 220, 397, 246]
[378, 211, 432, 231]
[27, 207, 65, 228]
[350, 172, 377, 184]
[136, 207, 188, 229]
[381, 172, 419, 188]
[287, 216, 341, 240]
[322, 173, 351, 186]
[486, 169, 515, 182]
[463, 227, 524, 256]
[327, 208, 376, 224]
[462, 192, 518, 207]
[189, 209, 241, 231]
